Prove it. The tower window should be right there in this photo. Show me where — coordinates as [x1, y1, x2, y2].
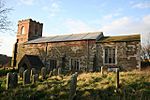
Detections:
[21, 26, 25, 34]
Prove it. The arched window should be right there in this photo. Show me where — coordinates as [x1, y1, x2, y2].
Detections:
[21, 26, 25, 34]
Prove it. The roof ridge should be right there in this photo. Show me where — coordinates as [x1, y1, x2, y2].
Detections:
[44, 31, 102, 37]
[27, 31, 103, 44]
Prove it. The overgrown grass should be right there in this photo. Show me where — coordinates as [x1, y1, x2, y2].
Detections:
[0, 70, 150, 99]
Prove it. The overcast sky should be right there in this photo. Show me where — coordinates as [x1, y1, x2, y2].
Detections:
[0, 0, 150, 56]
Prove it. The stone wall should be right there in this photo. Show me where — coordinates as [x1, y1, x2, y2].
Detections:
[16, 40, 96, 71]
[96, 41, 141, 70]
[15, 39, 141, 71]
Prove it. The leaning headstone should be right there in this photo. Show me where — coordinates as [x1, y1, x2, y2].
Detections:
[69, 72, 78, 100]
[49, 71, 53, 77]
[23, 69, 30, 86]
[19, 67, 25, 79]
[41, 67, 46, 80]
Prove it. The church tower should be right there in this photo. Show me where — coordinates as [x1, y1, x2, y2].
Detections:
[17, 19, 43, 43]
[12, 19, 43, 68]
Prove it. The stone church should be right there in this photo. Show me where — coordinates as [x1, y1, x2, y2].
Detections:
[11, 19, 141, 72]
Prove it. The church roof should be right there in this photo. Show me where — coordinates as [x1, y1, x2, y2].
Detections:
[97, 34, 140, 43]
[27, 32, 103, 44]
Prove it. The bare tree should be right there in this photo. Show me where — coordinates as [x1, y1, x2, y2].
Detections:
[0, 0, 12, 31]
[141, 33, 150, 61]
[0, 0, 12, 47]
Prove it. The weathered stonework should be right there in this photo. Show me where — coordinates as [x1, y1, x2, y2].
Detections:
[96, 41, 141, 70]
[16, 40, 96, 72]
[12, 18, 141, 72]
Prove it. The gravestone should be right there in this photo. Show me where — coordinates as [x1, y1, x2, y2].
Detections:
[19, 67, 24, 79]
[32, 74, 39, 84]
[6, 72, 18, 89]
[69, 72, 78, 100]
[6, 73, 12, 90]
[116, 68, 120, 89]
[23, 69, 30, 85]
[31, 68, 36, 76]
[12, 72, 18, 87]
[101, 66, 104, 76]
[53, 69, 57, 76]
[41, 67, 46, 80]
[49, 71, 52, 77]
[58, 67, 62, 75]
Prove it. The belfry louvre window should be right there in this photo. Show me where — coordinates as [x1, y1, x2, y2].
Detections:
[70, 58, 80, 71]
[104, 48, 116, 64]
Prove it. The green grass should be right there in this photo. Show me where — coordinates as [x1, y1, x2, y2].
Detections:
[0, 70, 150, 100]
